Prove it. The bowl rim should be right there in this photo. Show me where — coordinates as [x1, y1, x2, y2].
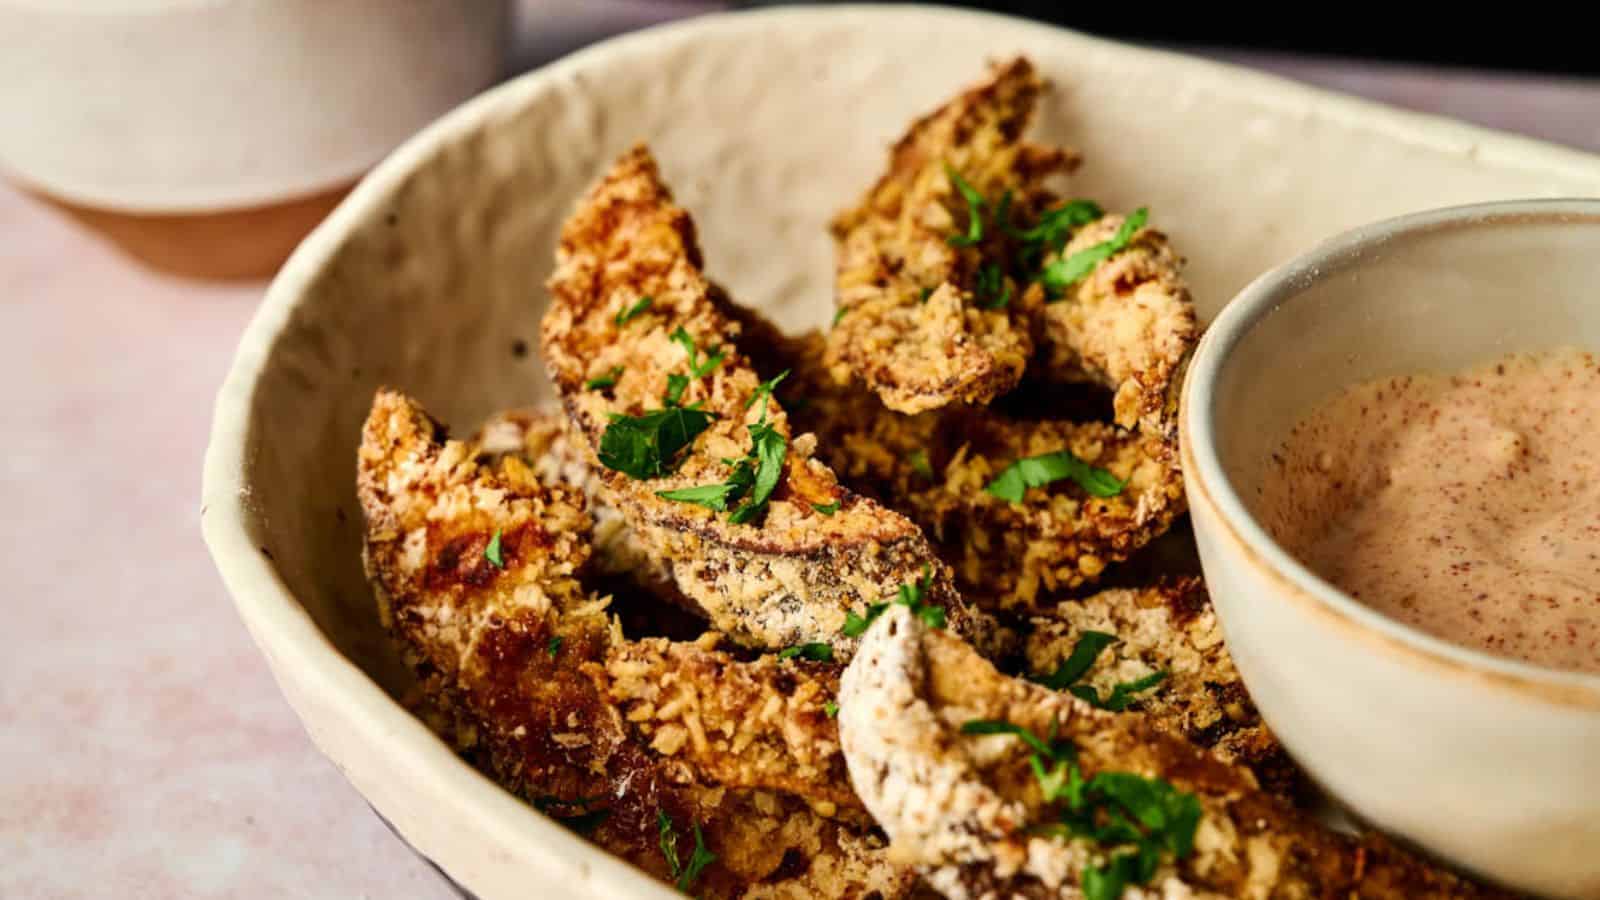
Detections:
[1181, 197, 1600, 708]
[200, 4, 1600, 895]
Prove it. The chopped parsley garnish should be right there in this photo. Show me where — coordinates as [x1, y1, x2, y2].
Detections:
[811, 500, 840, 516]
[657, 383, 788, 525]
[745, 369, 790, 410]
[670, 327, 726, 379]
[842, 566, 944, 637]
[657, 479, 743, 509]
[944, 164, 987, 247]
[1032, 631, 1167, 712]
[615, 295, 653, 327]
[985, 449, 1126, 502]
[1073, 670, 1169, 712]
[1032, 631, 1117, 690]
[533, 796, 609, 835]
[1011, 199, 1105, 251]
[484, 529, 505, 568]
[584, 366, 624, 390]
[658, 811, 715, 894]
[1041, 207, 1149, 294]
[777, 642, 834, 662]
[832, 307, 847, 326]
[919, 285, 935, 303]
[974, 262, 1011, 309]
[598, 407, 717, 480]
[961, 716, 1201, 900]
[663, 373, 690, 406]
[909, 449, 935, 479]
[823, 701, 839, 718]
[547, 636, 563, 659]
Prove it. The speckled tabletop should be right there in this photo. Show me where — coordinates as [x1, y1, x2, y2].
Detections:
[4, 6, 1598, 897]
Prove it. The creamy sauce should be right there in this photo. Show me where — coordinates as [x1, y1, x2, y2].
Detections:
[1258, 348, 1600, 674]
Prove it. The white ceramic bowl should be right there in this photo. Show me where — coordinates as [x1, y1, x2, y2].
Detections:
[1182, 200, 1600, 899]
[201, 7, 1600, 898]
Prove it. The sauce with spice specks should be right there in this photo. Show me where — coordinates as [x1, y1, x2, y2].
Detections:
[1258, 348, 1600, 674]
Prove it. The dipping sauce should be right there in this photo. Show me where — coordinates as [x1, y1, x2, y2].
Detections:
[1258, 347, 1600, 674]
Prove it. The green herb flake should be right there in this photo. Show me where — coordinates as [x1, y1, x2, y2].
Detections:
[919, 285, 935, 303]
[584, 365, 625, 391]
[678, 823, 716, 893]
[960, 719, 1066, 761]
[657, 480, 741, 510]
[944, 164, 987, 248]
[484, 529, 505, 568]
[811, 500, 841, 516]
[670, 326, 726, 379]
[777, 642, 834, 662]
[1032, 631, 1118, 691]
[909, 449, 935, 480]
[1041, 207, 1149, 294]
[841, 603, 889, 638]
[663, 373, 690, 406]
[832, 307, 847, 326]
[823, 701, 839, 718]
[1012, 199, 1105, 250]
[842, 566, 944, 637]
[974, 262, 1012, 310]
[657, 810, 681, 880]
[985, 449, 1126, 503]
[745, 369, 791, 411]
[615, 295, 653, 327]
[546, 635, 563, 658]
[1072, 670, 1169, 712]
[728, 420, 787, 525]
[597, 407, 717, 480]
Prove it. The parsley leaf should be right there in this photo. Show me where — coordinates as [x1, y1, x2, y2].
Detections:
[547, 636, 563, 658]
[1032, 631, 1118, 691]
[1041, 207, 1148, 294]
[944, 164, 987, 247]
[745, 369, 790, 411]
[484, 529, 505, 568]
[909, 449, 935, 479]
[657, 810, 681, 879]
[615, 295, 653, 327]
[842, 567, 944, 636]
[777, 642, 834, 662]
[679, 823, 716, 893]
[663, 373, 690, 406]
[823, 701, 839, 718]
[670, 327, 725, 379]
[811, 500, 840, 516]
[960, 719, 1063, 761]
[974, 263, 1011, 309]
[985, 449, 1125, 502]
[832, 307, 846, 326]
[657, 480, 742, 510]
[728, 420, 786, 525]
[919, 285, 935, 303]
[1071, 670, 1169, 712]
[1011, 199, 1104, 251]
[584, 366, 625, 390]
[598, 407, 717, 480]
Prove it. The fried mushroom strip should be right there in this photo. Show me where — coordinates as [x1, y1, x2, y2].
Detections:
[837, 606, 1514, 899]
[781, 330, 1185, 611]
[825, 57, 1078, 414]
[1025, 578, 1299, 796]
[358, 390, 913, 898]
[541, 145, 977, 656]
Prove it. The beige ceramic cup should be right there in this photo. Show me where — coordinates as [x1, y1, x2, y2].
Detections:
[1181, 200, 1600, 899]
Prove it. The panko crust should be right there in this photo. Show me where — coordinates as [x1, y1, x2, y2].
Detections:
[1039, 214, 1198, 438]
[1025, 579, 1300, 796]
[825, 57, 1078, 414]
[783, 329, 1185, 611]
[540, 145, 977, 657]
[357, 390, 915, 899]
[837, 607, 1514, 900]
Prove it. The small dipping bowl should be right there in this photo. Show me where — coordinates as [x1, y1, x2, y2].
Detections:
[1181, 199, 1600, 899]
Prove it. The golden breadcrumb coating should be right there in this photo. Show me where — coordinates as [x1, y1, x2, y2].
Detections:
[1039, 214, 1197, 438]
[1025, 578, 1300, 796]
[357, 390, 914, 898]
[838, 607, 1515, 899]
[825, 57, 1077, 414]
[540, 145, 979, 656]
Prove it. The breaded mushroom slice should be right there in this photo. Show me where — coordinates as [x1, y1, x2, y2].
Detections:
[541, 145, 978, 657]
[357, 390, 913, 898]
[786, 329, 1185, 611]
[825, 57, 1078, 414]
[1024, 578, 1300, 796]
[1038, 213, 1197, 438]
[837, 606, 1514, 900]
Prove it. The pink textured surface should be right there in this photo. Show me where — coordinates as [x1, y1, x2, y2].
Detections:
[3, 18, 1598, 899]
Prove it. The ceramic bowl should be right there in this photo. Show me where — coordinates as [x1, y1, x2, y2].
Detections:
[1182, 200, 1600, 899]
[201, 6, 1600, 898]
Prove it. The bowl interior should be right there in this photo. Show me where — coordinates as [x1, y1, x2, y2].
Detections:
[1200, 201, 1600, 673]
